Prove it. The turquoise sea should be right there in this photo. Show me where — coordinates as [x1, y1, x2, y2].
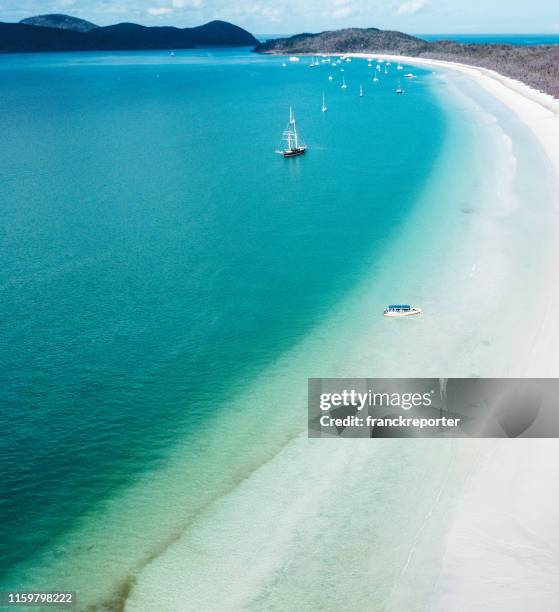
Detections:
[1, 49, 556, 609]
[0, 47, 444, 587]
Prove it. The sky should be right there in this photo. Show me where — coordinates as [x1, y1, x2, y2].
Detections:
[2, 0, 559, 34]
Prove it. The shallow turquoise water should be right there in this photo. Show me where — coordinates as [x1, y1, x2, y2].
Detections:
[0, 50, 445, 585]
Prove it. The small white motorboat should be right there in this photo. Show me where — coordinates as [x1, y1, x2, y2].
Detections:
[383, 304, 422, 317]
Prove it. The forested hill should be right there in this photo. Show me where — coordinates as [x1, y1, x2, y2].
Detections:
[0, 17, 258, 52]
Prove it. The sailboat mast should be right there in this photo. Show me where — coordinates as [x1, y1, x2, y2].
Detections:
[287, 106, 293, 149]
[291, 108, 299, 148]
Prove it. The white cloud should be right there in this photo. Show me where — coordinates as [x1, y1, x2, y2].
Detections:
[171, 0, 204, 8]
[147, 6, 174, 15]
[333, 6, 351, 17]
[396, 0, 429, 15]
[249, 4, 281, 22]
[333, 0, 353, 18]
[145, 0, 204, 17]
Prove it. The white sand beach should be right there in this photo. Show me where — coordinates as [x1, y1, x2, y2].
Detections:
[356, 53, 559, 611]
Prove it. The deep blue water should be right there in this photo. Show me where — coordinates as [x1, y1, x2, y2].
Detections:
[0, 49, 445, 584]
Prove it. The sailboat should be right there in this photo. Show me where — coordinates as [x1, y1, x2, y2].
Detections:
[341, 76, 347, 89]
[322, 93, 328, 112]
[396, 79, 404, 94]
[373, 74, 379, 83]
[397, 61, 403, 70]
[359, 84, 363, 97]
[276, 107, 307, 158]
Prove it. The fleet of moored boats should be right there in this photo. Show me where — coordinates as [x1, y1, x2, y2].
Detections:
[276, 55, 422, 317]
[277, 55, 416, 158]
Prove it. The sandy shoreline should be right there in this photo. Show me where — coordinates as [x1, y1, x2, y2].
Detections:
[351, 52, 559, 377]
[351, 52, 559, 611]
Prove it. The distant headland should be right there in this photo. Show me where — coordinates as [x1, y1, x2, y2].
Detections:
[0, 14, 258, 52]
[255, 28, 559, 98]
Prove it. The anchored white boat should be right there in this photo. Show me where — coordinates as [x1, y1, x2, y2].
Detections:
[321, 92, 327, 112]
[341, 76, 347, 89]
[383, 304, 422, 317]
